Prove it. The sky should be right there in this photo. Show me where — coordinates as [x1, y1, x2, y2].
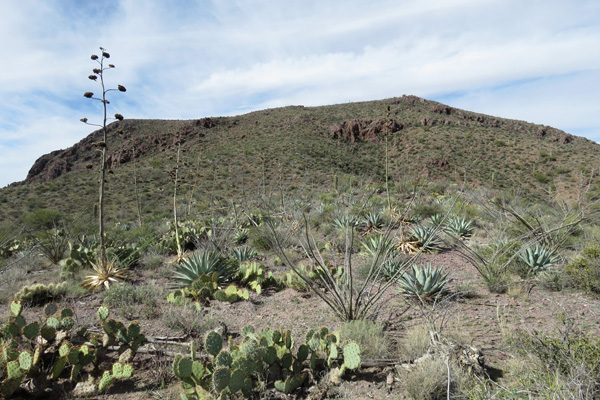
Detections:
[1, 0, 599, 188]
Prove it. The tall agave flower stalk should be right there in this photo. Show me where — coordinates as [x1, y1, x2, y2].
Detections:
[81, 47, 126, 268]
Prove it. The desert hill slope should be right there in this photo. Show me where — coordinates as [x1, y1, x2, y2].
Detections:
[1, 95, 598, 223]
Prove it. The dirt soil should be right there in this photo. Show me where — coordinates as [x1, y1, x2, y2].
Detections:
[9, 250, 600, 400]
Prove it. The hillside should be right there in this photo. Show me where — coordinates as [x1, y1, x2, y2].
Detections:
[1, 95, 598, 223]
[2, 96, 600, 399]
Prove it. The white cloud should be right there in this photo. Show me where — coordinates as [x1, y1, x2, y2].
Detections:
[1, 0, 599, 187]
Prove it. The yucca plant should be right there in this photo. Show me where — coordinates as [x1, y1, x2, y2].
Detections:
[171, 251, 236, 289]
[410, 225, 442, 253]
[397, 263, 451, 299]
[82, 259, 128, 291]
[519, 244, 560, 275]
[444, 216, 474, 239]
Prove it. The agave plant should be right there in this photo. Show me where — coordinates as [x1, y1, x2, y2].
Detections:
[361, 234, 396, 259]
[397, 263, 451, 299]
[233, 229, 249, 245]
[333, 214, 359, 229]
[410, 225, 442, 253]
[171, 251, 236, 289]
[381, 258, 405, 280]
[231, 247, 259, 263]
[361, 212, 385, 233]
[519, 244, 560, 275]
[428, 213, 445, 228]
[444, 216, 474, 239]
[82, 260, 128, 291]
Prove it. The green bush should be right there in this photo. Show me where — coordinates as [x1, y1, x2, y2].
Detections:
[564, 244, 600, 295]
[505, 316, 600, 396]
[102, 284, 161, 319]
[533, 172, 550, 184]
[411, 202, 444, 221]
[339, 320, 390, 359]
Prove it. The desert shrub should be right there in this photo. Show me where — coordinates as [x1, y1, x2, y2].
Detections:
[398, 324, 431, 361]
[140, 251, 163, 270]
[106, 241, 143, 269]
[23, 209, 72, 265]
[411, 201, 444, 221]
[161, 305, 219, 337]
[533, 172, 550, 184]
[537, 267, 566, 292]
[397, 358, 448, 400]
[506, 316, 600, 397]
[564, 243, 600, 295]
[102, 283, 161, 319]
[340, 319, 391, 359]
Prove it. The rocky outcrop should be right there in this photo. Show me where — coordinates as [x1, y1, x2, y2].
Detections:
[329, 119, 403, 143]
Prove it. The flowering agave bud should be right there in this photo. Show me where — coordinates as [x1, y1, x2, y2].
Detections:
[108, 64, 115, 68]
[102, 51, 110, 58]
[118, 85, 126, 92]
[114, 113, 124, 121]
[93, 68, 101, 74]
[80, 117, 88, 123]
[91, 54, 98, 60]
[88, 75, 97, 81]
[84, 92, 94, 98]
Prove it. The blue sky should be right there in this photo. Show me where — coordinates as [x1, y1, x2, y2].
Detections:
[1, 0, 599, 187]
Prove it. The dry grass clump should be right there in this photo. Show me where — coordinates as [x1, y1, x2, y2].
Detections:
[161, 305, 219, 337]
[339, 319, 392, 359]
[396, 357, 448, 400]
[397, 323, 431, 361]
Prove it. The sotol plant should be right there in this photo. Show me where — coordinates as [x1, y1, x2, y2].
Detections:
[80, 47, 127, 280]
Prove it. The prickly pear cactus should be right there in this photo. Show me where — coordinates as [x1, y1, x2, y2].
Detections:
[342, 341, 361, 370]
[274, 373, 306, 394]
[0, 301, 144, 398]
[173, 324, 363, 399]
[204, 331, 223, 357]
